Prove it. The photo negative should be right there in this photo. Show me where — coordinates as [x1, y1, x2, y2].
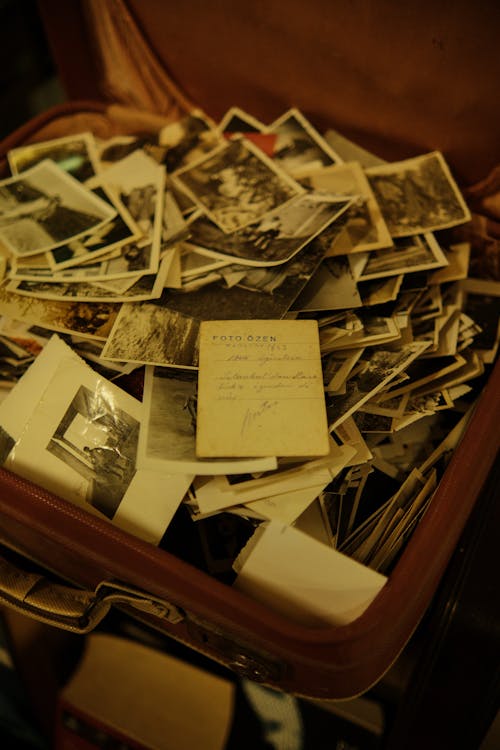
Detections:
[185, 194, 351, 266]
[267, 108, 341, 174]
[172, 137, 302, 233]
[365, 152, 471, 236]
[8, 132, 100, 183]
[0, 160, 116, 256]
[46, 384, 139, 518]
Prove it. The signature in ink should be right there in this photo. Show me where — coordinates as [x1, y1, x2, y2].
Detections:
[241, 400, 278, 435]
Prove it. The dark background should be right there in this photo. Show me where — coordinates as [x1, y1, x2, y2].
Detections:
[0, 0, 64, 141]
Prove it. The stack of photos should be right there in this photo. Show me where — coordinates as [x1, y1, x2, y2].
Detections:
[0, 106, 497, 626]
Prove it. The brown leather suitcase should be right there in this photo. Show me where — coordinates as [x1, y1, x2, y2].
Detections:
[0, 0, 498, 699]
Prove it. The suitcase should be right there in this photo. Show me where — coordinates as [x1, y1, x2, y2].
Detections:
[0, 0, 498, 700]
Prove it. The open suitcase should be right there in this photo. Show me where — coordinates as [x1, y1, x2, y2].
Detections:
[0, 0, 498, 700]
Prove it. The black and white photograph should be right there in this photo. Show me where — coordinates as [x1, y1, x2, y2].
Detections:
[365, 151, 471, 236]
[181, 248, 233, 279]
[326, 341, 430, 429]
[94, 150, 165, 247]
[319, 312, 400, 353]
[172, 137, 302, 233]
[184, 193, 351, 266]
[291, 255, 362, 312]
[349, 233, 448, 281]
[7, 264, 164, 304]
[158, 110, 222, 174]
[14, 240, 158, 286]
[0, 160, 116, 256]
[1, 341, 189, 544]
[46, 384, 140, 519]
[218, 106, 267, 134]
[101, 300, 200, 368]
[137, 366, 277, 475]
[267, 108, 341, 174]
[8, 132, 100, 183]
[46, 183, 143, 272]
[303, 161, 393, 253]
[0, 283, 120, 340]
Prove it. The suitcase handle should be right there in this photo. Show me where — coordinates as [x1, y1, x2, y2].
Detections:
[0, 552, 184, 632]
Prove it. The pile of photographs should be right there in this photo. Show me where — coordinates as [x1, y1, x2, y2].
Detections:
[0, 107, 498, 626]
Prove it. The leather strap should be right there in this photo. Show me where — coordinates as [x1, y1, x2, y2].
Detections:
[0, 552, 183, 632]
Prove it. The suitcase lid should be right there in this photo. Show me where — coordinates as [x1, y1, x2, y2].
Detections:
[38, 0, 500, 185]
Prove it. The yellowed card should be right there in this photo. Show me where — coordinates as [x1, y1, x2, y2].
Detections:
[196, 319, 330, 457]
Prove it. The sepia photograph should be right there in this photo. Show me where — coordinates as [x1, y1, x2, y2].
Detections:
[158, 110, 223, 173]
[0, 283, 120, 340]
[8, 132, 100, 183]
[7, 265, 164, 304]
[0, 160, 116, 256]
[172, 137, 302, 233]
[291, 255, 362, 312]
[303, 161, 393, 253]
[267, 108, 341, 174]
[326, 341, 430, 429]
[101, 300, 200, 368]
[365, 151, 471, 236]
[350, 233, 448, 281]
[138, 366, 276, 475]
[185, 193, 351, 265]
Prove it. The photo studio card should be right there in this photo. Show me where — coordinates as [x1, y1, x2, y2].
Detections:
[196, 319, 330, 457]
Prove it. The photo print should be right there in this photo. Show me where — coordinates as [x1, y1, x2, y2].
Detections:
[46, 183, 143, 272]
[137, 366, 276, 475]
[303, 161, 393, 253]
[0, 283, 119, 340]
[267, 108, 342, 175]
[218, 106, 267, 135]
[349, 233, 448, 281]
[1, 336, 192, 543]
[172, 137, 303, 233]
[46, 384, 140, 519]
[8, 132, 100, 183]
[158, 110, 223, 174]
[101, 300, 200, 368]
[184, 193, 352, 266]
[366, 152, 471, 236]
[0, 160, 116, 256]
